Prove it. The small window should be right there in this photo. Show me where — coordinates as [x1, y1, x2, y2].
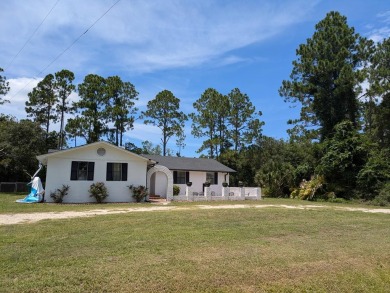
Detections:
[106, 163, 128, 181]
[71, 161, 94, 181]
[97, 148, 106, 156]
[206, 172, 218, 185]
[173, 171, 189, 184]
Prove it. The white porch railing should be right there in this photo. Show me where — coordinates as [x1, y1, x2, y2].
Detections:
[170, 186, 262, 202]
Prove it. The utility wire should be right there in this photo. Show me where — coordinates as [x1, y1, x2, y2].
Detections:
[5, 0, 61, 71]
[9, 0, 121, 99]
[36, 0, 121, 77]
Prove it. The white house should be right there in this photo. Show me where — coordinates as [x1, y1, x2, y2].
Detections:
[36, 141, 237, 203]
[37, 141, 151, 203]
[143, 154, 236, 199]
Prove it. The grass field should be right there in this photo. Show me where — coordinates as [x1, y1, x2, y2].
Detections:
[1, 193, 390, 292]
[0, 192, 376, 214]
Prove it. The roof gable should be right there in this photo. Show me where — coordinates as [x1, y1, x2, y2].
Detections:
[37, 141, 151, 165]
[141, 155, 236, 173]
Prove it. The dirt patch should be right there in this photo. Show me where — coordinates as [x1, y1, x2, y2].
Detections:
[0, 204, 389, 226]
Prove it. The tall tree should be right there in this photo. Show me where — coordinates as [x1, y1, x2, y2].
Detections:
[215, 92, 230, 155]
[142, 90, 187, 156]
[0, 115, 55, 181]
[175, 131, 186, 157]
[253, 137, 295, 197]
[365, 38, 390, 147]
[141, 140, 163, 155]
[316, 121, 368, 198]
[190, 88, 229, 158]
[74, 74, 107, 143]
[54, 69, 75, 149]
[65, 116, 86, 147]
[105, 76, 138, 146]
[124, 142, 143, 154]
[368, 38, 390, 100]
[279, 11, 373, 141]
[374, 94, 390, 148]
[25, 74, 58, 138]
[0, 67, 10, 105]
[227, 88, 263, 151]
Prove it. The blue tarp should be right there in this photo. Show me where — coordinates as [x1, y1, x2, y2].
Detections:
[16, 177, 44, 203]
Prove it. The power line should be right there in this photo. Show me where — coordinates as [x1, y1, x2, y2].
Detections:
[36, 0, 121, 77]
[9, 0, 121, 99]
[5, 0, 61, 71]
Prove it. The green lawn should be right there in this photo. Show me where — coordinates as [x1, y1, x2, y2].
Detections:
[1, 195, 389, 292]
[0, 192, 378, 214]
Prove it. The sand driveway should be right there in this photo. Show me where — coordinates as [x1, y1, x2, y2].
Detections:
[1, 204, 389, 225]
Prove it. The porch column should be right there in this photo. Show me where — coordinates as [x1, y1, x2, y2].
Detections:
[204, 186, 211, 200]
[222, 186, 229, 198]
[240, 187, 245, 200]
[186, 186, 193, 201]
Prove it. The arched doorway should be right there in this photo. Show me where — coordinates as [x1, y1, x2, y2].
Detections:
[147, 165, 173, 200]
[150, 171, 168, 197]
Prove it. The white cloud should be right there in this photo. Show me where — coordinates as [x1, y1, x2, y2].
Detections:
[1, 77, 81, 133]
[129, 122, 162, 142]
[369, 27, 390, 43]
[368, 10, 390, 42]
[377, 10, 390, 23]
[1, 77, 41, 119]
[0, 0, 319, 78]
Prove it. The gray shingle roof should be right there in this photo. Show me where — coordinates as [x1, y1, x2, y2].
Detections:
[141, 155, 236, 173]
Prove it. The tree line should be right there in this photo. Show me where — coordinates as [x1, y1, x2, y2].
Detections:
[0, 69, 263, 180]
[1, 11, 389, 205]
[252, 11, 390, 204]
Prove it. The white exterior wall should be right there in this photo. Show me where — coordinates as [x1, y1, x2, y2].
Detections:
[44, 145, 147, 203]
[173, 171, 229, 196]
[154, 172, 168, 198]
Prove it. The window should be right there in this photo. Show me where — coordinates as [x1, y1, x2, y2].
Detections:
[106, 163, 128, 181]
[71, 161, 94, 181]
[206, 172, 218, 185]
[173, 171, 189, 184]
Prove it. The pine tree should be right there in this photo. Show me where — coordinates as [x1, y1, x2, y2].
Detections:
[280, 11, 373, 140]
[142, 90, 187, 156]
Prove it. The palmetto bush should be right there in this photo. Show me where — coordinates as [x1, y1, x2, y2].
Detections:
[50, 184, 70, 203]
[129, 185, 148, 202]
[89, 182, 109, 203]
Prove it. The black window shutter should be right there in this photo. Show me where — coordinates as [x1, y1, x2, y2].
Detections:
[173, 171, 177, 184]
[106, 163, 113, 181]
[87, 162, 95, 181]
[122, 163, 128, 181]
[70, 161, 78, 180]
[186, 171, 190, 183]
[214, 172, 218, 184]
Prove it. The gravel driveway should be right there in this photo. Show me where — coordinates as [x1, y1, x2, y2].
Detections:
[1, 204, 389, 225]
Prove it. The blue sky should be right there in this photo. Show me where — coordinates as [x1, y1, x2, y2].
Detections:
[1, 0, 389, 157]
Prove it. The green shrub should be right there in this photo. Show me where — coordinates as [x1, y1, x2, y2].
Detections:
[254, 161, 294, 198]
[372, 182, 390, 206]
[49, 185, 70, 203]
[173, 185, 180, 196]
[290, 175, 324, 200]
[129, 185, 148, 202]
[328, 197, 348, 204]
[89, 182, 108, 203]
[356, 149, 390, 200]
